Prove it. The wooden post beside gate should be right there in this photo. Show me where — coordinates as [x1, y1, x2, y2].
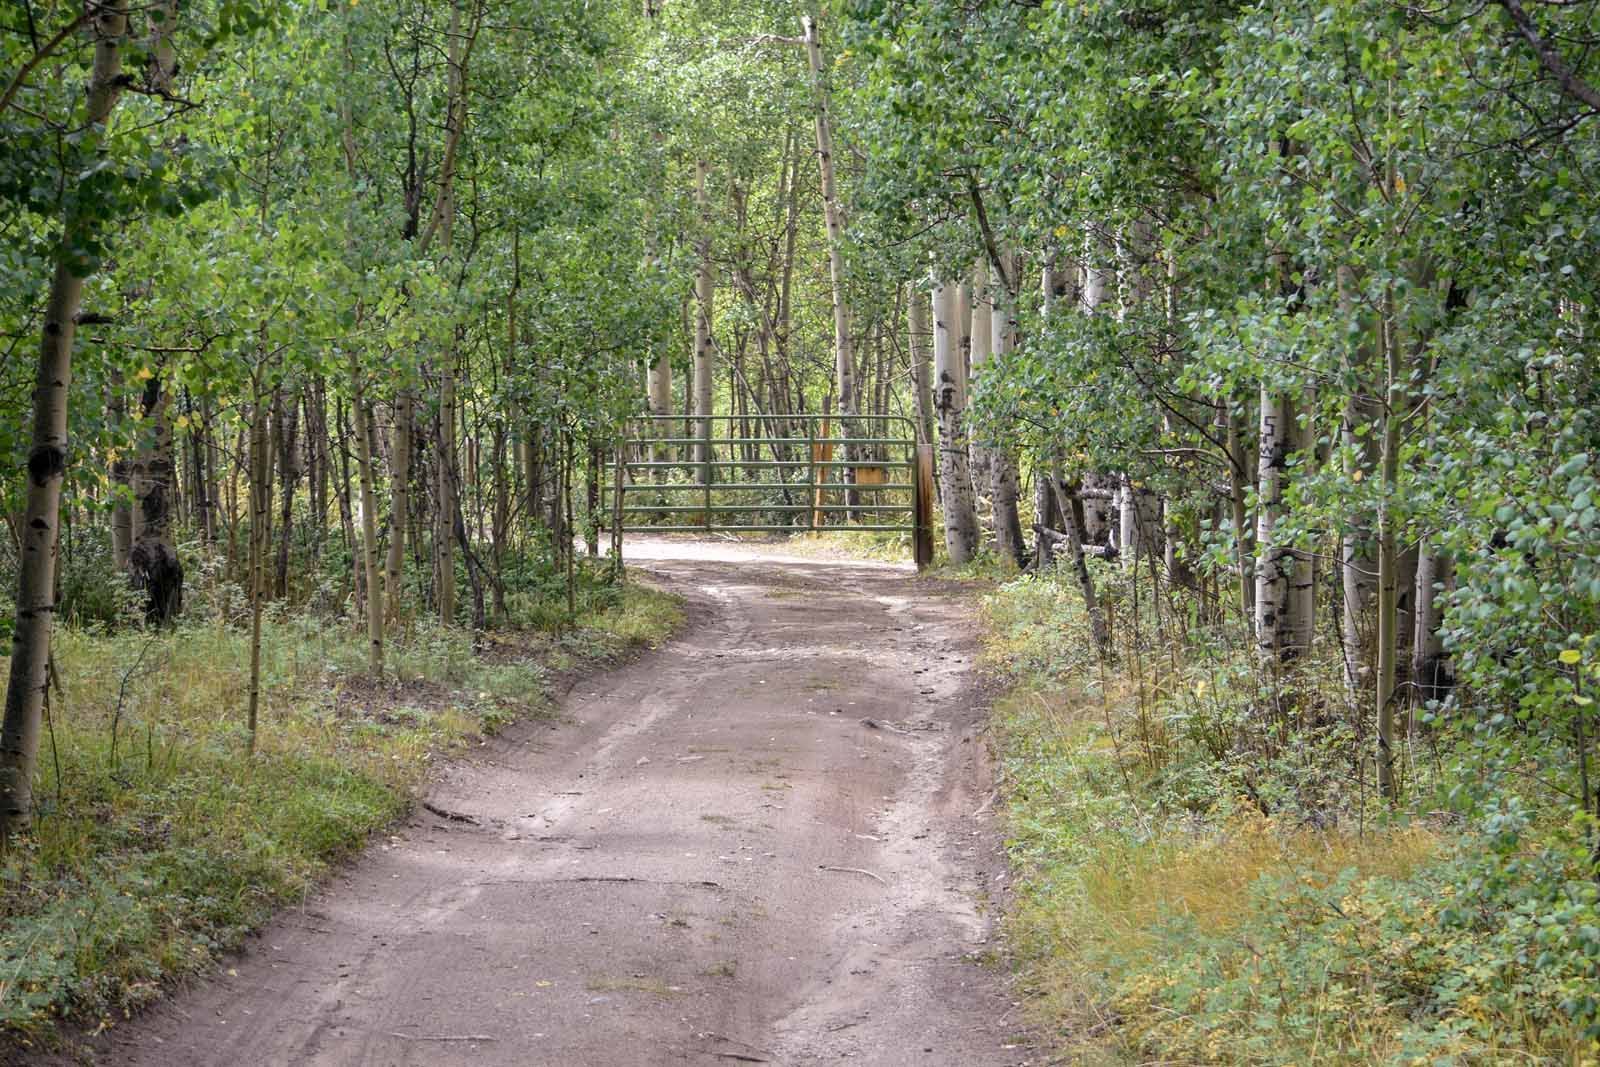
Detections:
[914, 443, 935, 571]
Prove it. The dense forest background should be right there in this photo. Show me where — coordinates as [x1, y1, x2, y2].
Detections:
[3, 0, 1600, 1059]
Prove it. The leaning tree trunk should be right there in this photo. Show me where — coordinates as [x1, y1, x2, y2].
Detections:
[1049, 461, 1111, 656]
[933, 281, 980, 563]
[1, 0, 132, 837]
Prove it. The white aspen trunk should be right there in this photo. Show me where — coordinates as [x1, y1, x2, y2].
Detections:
[692, 160, 714, 473]
[933, 282, 979, 563]
[1256, 232, 1312, 661]
[968, 261, 994, 517]
[1254, 385, 1291, 659]
[1119, 479, 1140, 567]
[350, 353, 385, 676]
[1, 0, 131, 835]
[801, 15, 857, 457]
[1376, 292, 1403, 799]
[1412, 537, 1452, 701]
[988, 255, 1026, 567]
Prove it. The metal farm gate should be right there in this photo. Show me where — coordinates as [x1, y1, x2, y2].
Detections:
[605, 415, 935, 569]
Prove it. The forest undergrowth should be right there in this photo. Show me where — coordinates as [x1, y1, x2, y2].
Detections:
[0, 549, 681, 1048]
[981, 571, 1600, 1066]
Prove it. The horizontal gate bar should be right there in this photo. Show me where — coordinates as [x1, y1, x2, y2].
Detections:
[619, 504, 912, 515]
[632, 437, 913, 448]
[628, 414, 913, 420]
[618, 524, 915, 533]
[615, 482, 914, 493]
[621, 504, 809, 513]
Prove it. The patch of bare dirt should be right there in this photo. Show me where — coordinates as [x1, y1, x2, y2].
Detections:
[42, 539, 1034, 1067]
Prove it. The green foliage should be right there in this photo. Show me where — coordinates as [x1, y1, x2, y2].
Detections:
[983, 573, 1600, 1064]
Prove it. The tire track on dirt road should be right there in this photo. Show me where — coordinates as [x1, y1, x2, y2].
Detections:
[56, 541, 1033, 1067]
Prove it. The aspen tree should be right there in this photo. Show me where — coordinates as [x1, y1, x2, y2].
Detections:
[802, 14, 858, 468]
[1, 0, 134, 835]
[987, 257, 1026, 567]
[350, 349, 384, 676]
[933, 280, 980, 562]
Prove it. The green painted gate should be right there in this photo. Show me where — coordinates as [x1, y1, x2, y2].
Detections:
[605, 414, 935, 569]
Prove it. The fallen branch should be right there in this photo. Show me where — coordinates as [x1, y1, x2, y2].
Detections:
[1032, 525, 1119, 559]
[421, 801, 480, 825]
[818, 865, 888, 885]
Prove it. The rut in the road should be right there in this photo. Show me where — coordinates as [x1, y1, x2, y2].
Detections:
[56, 546, 1031, 1067]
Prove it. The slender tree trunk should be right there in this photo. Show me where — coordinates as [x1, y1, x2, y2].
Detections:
[350, 353, 385, 675]
[988, 268, 1026, 567]
[933, 281, 980, 563]
[273, 385, 300, 600]
[693, 160, 715, 474]
[130, 368, 182, 622]
[1376, 292, 1404, 799]
[1049, 461, 1110, 656]
[1254, 386, 1293, 659]
[1226, 397, 1255, 619]
[1412, 536, 1452, 703]
[386, 391, 413, 622]
[1, 0, 132, 835]
[802, 14, 857, 476]
[968, 261, 994, 526]
[109, 379, 133, 570]
[247, 374, 275, 756]
[437, 358, 458, 624]
[907, 283, 933, 447]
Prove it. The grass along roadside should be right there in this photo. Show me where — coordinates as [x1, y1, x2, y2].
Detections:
[981, 576, 1600, 1065]
[0, 578, 681, 1048]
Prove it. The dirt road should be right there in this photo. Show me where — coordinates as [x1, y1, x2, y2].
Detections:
[68, 542, 1030, 1066]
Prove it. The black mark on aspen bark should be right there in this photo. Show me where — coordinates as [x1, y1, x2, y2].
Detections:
[27, 445, 66, 485]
